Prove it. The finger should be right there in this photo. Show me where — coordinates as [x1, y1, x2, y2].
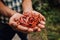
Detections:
[28, 28, 33, 33]
[33, 27, 41, 32]
[38, 24, 45, 28]
[40, 21, 45, 25]
[17, 25, 28, 31]
[37, 28, 41, 32]
[33, 26, 38, 32]
[17, 27, 33, 33]
[39, 14, 46, 21]
[33, 26, 38, 30]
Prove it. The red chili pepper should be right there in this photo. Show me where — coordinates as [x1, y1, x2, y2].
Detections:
[19, 12, 41, 28]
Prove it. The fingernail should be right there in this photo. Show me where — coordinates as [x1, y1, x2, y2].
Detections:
[38, 28, 41, 32]
[28, 28, 33, 32]
[38, 24, 45, 28]
[34, 27, 38, 30]
[40, 21, 45, 25]
[41, 25, 45, 28]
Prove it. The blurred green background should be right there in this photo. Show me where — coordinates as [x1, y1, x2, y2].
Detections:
[29, 0, 60, 40]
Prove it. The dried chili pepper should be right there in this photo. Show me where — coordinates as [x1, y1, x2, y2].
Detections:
[19, 12, 40, 28]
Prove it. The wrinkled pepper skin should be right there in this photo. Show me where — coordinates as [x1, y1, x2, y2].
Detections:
[19, 12, 40, 28]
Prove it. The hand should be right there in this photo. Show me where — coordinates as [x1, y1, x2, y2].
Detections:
[23, 10, 46, 32]
[8, 13, 34, 33]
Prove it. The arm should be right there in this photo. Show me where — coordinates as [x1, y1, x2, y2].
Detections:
[22, 0, 45, 22]
[0, 0, 17, 17]
[22, 0, 33, 12]
[0, 0, 34, 32]
[0, 0, 30, 32]
[22, 0, 46, 32]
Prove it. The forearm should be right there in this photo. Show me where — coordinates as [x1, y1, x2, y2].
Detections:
[0, 1, 16, 17]
[22, 0, 33, 12]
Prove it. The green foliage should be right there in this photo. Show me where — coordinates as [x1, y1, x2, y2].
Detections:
[32, 0, 60, 40]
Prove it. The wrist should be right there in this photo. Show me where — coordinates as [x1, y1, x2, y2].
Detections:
[22, 0, 33, 13]
[23, 9, 33, 13]
[8, 10, 17, 17]
[10, 11, 16, 17]
[10, 13, 22, 17]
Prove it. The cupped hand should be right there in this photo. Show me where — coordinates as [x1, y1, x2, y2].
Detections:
[23, 10, 46, 32]
[8, 13, 34, 33]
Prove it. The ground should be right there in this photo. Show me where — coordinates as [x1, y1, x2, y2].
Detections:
[12, 33, 42, 40]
